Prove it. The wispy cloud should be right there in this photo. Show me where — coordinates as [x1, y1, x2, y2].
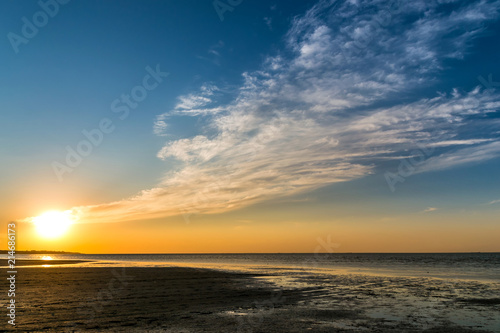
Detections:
[196, 40, 225, 66]
[427, 139, 494, 147]
[153, 83, 221, 136]
[47, 0, 500, 223]
[264, 17, 273, 30]
[423, 207, 438, 213]
[417, 141, 500, 173]
[486, 199, 500, 205]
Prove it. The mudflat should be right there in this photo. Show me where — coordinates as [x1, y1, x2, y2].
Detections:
[3, 266, 499, 332]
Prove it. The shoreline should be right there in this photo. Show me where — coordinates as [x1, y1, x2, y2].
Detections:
[4, 257, 499, 283]
[5, 265, 499, 332]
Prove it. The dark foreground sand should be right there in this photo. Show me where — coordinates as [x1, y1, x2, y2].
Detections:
[2, 266, 499, 332]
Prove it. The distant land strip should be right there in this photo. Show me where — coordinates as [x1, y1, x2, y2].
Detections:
[0, 250, 82, 254]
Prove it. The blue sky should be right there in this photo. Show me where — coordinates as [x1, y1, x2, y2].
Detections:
[1, 0, 313, 198]
[2, 0, 500, 251]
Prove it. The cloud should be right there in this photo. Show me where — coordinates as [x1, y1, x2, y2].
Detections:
[427, 139, 494, 147]
[417, 141, 500, 173]
[423, 207, 438, 213]
[196, 40, 225, 66]
[44, 0, 500, 224]
[153, 83, 221, 136]
[486, 199, 500, 205]
[264, 17, 273, 30]
[173, 83, 220, 113]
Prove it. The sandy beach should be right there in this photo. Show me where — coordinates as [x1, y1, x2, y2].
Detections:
[3, 264, 499, 332]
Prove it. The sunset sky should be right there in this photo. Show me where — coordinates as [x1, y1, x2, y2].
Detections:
[2, 0, 500, 253]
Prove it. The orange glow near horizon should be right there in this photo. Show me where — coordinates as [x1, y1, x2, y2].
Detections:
[11, 209, 500, 254]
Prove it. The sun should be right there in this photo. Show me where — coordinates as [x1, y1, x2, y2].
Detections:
[32, 210, 74, 239]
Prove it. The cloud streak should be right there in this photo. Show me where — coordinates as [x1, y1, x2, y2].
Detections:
[487, 199, 500, 205]
[51, 0, 500, 223]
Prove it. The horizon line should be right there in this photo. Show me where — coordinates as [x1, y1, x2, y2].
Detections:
[5, 251, 500, 255]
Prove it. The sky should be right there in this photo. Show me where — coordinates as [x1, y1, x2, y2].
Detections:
[1, 0, 500, 253]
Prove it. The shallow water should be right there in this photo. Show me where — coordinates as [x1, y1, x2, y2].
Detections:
[4, 252, 500, 282]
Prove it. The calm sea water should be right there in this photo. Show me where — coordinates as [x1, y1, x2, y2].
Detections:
[10, 253, 500, 282]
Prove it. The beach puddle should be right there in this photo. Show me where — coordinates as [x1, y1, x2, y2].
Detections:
[222, 310, 251, 316]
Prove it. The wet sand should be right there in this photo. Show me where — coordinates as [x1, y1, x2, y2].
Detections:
[2, 266, 499, 332]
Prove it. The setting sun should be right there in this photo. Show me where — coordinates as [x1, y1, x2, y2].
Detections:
[32, 210, 74, 239]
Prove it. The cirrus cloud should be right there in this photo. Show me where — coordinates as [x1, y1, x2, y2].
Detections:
[47, 0, 500, 224]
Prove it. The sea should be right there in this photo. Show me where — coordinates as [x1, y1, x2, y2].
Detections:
[8, 252, 500, 282]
